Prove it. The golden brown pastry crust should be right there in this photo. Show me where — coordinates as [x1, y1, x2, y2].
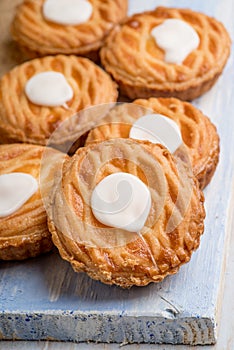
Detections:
[0, 143, 63, 260]
[11, 0, 128, 60]
[0, 55, 118, 146]
[134, 98, 220, 189]
[48, 139, 205, 288]
[85, 98, 220, 189]
[100, 7, 231, 100]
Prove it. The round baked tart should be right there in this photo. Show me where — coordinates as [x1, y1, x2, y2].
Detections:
[0, 55, 118, 147]
[11, 0, 128, 61]
[100, 6, 231, 100]
[0, 143, 65, 260]
[48, 138, 205, 288]
[86, 98, 220, 189]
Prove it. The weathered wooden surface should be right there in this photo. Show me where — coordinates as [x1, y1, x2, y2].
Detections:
[0, 0, 234, 346]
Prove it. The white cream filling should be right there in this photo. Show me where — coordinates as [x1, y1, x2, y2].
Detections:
[91, 173, 151, 233]
[43, 0, 93, 26]
[25, 72, 73, 107]
[129, 114, 183, 154]
[151, 18, 200, 64]
[0, 173, 38, 218]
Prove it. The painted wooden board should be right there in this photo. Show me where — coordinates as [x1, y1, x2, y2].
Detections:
[0, 0, 234, 346]
[1, 219, 234, 350]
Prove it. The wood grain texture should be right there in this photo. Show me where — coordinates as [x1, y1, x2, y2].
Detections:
[1, 185, 234, 350]
[0, 0, 234, 346]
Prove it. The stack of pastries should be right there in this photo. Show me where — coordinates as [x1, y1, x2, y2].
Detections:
[0, 0, 231, 288]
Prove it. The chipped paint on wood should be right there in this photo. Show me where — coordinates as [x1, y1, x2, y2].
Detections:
[0, 0, 234, 345]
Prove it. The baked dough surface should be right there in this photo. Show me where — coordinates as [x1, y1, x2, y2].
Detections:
[0, 143, 64, 260]
[0, 55, 118, 146]
[11, 0, 128, 60]
[101, 7, 231, 100]
[86, 98, 220, 189]
[48, 138, 205, 288]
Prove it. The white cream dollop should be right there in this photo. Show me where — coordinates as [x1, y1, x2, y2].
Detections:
[43, 0, 93, 26]
[91, 173, 151, 233]
[0, 173, 38, 218]
[151, 18, 200, 64]
[129, 114, 183, 154]
[25, 72, 73, 107]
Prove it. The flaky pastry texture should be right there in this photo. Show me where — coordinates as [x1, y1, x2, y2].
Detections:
[86, 98, 220, 189]
[0, 143, 64, 260]
[0, 55, 118, 146]
[48, 139, 205, 288]
[101, 7, 231, 100]
[11, 0, 128, 60]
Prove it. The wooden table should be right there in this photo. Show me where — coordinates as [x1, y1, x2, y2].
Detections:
[0, 230, 234, 350]
[0, 0, 234, 349]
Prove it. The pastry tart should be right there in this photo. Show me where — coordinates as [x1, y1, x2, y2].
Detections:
[11, 0, 128, 61]
[86, 98, 220, 189]
[0, 55, 118, 147]
[0, 143, 64, 260]
[100, 7, 231, 100]
[48, 138, 205, 288]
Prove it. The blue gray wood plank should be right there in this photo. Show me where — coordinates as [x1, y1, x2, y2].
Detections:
[0, 0, 234, 345]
